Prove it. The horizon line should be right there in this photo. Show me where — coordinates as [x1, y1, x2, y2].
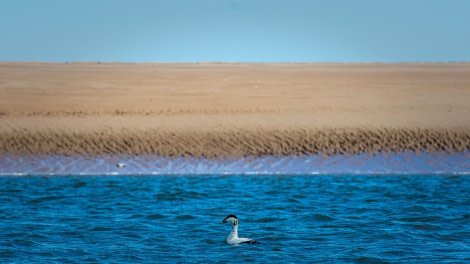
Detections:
[2, 60, 470, 65]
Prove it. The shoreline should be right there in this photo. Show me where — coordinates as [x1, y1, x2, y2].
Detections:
[1, 62, 470, 158]
[1, 152, 469, 176]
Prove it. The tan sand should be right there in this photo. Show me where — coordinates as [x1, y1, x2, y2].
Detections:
[1, 62, 469, 157]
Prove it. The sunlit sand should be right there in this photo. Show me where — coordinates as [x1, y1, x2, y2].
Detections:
[1, 63, 469, 158]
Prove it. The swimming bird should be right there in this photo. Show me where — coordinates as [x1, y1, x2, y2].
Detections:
[220, 215, 260, 245]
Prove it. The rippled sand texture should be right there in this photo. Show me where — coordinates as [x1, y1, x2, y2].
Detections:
[1, 63, 470, 157]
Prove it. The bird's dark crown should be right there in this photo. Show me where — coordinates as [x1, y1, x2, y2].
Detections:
[223, 214, 238, 221]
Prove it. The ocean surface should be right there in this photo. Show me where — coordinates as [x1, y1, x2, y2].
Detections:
[1, 174, 469, 263]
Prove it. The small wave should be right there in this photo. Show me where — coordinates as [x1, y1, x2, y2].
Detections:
[12, 239, 35, 247]
[354, 256, 392, 264]
[176, 214, 196, 220]
[413, 223, 440, 231]
[90, 226, 114, 232]
[312, 214, 335, 222]
[254, 217, 278, 223]
[126, 213, 144, 219]
[145, 213, 166, 220]
[73, 181, 87, 188]
[28, 195, 63, 204]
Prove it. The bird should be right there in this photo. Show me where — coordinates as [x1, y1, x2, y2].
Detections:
[220, 215, 260, 245]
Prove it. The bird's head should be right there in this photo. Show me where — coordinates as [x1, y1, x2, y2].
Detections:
[220, 214, 238, 226]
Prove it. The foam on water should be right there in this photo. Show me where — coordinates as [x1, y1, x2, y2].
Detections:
[1, 152, 469, 176]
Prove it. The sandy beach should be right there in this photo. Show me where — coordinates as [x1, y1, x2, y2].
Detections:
[1, 62, 469, 158]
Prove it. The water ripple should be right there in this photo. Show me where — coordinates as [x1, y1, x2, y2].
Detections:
[0, 175, 468, 263]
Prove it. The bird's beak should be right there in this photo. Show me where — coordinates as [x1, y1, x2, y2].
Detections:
[220, 220, 225, 224]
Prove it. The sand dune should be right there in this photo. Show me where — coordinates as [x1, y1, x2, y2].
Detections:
[1, 63, 469, 157]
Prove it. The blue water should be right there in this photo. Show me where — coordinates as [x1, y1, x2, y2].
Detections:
[1, 174, 469, 263]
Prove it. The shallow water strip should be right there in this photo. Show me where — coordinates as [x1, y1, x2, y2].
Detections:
[1, 151, 469, 176]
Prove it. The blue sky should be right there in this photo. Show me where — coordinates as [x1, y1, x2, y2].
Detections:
[1, 0, 469, 62]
